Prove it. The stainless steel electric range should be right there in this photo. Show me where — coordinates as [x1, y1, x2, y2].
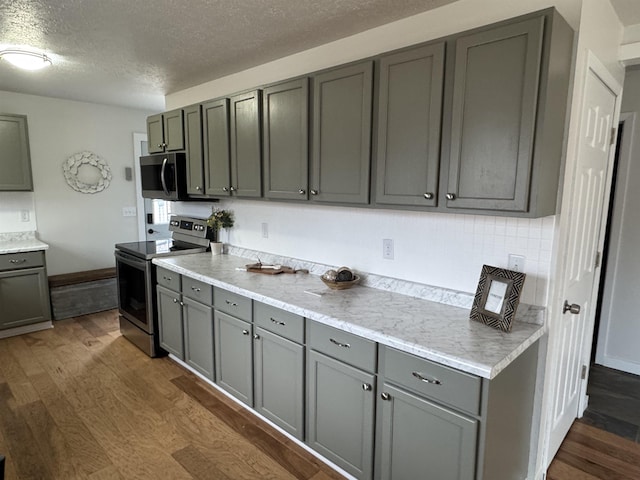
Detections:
[114, 215, 209, 356]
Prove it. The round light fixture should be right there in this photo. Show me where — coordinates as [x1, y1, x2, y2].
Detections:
[0, 49, 52, 70]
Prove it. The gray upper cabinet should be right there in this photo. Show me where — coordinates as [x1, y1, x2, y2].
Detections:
[184, 104, 205, 196]
[147, 109, 185, 153]
[262, 78, 309, 200]
[230, 90, 262, 198]
[203, 98, 232, 196]
[311, 61, 373, 204]
[442, 10, 573, 216]
[0, 114, 33, 191]
[375, 43, 445, 207]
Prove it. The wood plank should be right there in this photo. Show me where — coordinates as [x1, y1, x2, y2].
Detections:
[172, 444, 233, 480]
[548, 459, 602, 480]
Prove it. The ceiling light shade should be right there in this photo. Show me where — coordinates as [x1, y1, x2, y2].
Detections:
[0, 50, 52, 70]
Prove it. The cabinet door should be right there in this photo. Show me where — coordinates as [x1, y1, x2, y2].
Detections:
[230, 90, 262, 198]
[254, 327, 304, 439]
[376, 383, 477, 480]
[307, 350, 375, 479]
[203, 98, 232, 196]
[444, 17, 544, 212]
[0, 267, 50, 329]
[0, 114, 33, 191]
[147, 113, 164, 153]
[184, 104, 204, 195]
[311, 61, 373, 204]
[263, 78, 309, 200]
[375, 44, 444, 207]
[183, 297, 214, 380]
[157, 285, 184, 359]
[214, 310, 253, 406]
[163, 109, 185, 151]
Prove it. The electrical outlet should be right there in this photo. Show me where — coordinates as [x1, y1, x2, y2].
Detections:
[122, 206, 137, 217]
[508, 254, 525, 272]
[20, 210, 30, 222]
[261, 222, 269, 238]
[383, 238, 394, 260]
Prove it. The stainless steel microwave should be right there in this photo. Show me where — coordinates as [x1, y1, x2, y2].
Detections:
[140, 152, 189, 200]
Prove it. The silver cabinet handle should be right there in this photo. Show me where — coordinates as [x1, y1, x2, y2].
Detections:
[310, 189, 318, 195]
[380, 392, 391, 401]
[329, 338, 351, 348]
[163, 276, 172, 281]
[362, 383, 372, 391]
[222, 187, 229, 192]
[157, 144, 163, 149]
[563, 300, 581, 315]
[196, 186, 202, 191]
[225, 300, 238, 307]
[230, 186, 236, 192]
[423, 193, 434, 199]
[191, 286, 201, 292]
[412, 371, 442, 385]
[242, 329, 250, 335]
[298, 189, 306, 195]
[253, 333, 260, 340]
[445, 193, 456, 200]
[270, 317, 286, 326]
[173, 298, 178, 303]
[9, 259, 27, 264]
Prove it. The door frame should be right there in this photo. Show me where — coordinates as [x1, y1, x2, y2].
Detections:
[133, 132, 147, 241]
[539, 50, 623, 474]
[595, 112, 637, 373]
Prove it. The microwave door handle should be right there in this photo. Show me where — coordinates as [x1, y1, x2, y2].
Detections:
[160, 157, 170, 196]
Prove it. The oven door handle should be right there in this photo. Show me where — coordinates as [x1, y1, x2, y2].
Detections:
[160, 157, 170, 197]
[115, 250, 147, 269]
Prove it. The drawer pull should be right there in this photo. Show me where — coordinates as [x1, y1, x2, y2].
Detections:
[9, 259, 27, 264]
[270, 317, 286, 326]
[329, 338, 351, 349]
[242, 329, 250, 335]
[362, 383, 372, 391]
[253, 333, 260, 340]
[225, 300, 238, 307]
[191, 286, 201, 292]
[380, 392, 391, 401]
[412, 371, 442, 385]
[163, 276, 172, 281]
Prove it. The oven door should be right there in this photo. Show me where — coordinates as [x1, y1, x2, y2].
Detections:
[115, 250, 155, 334]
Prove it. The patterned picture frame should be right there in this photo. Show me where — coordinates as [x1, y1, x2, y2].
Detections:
[470, 265, 526, 332]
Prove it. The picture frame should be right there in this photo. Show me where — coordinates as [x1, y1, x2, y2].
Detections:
[470, 265, 526, 332]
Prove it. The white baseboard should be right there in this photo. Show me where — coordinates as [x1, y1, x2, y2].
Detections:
[0, 320, 53, 339]
[596, 357, 640, 376]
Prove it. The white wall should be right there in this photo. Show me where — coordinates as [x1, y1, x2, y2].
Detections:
[0, 91, 153, 275]
[165, 0, 585, 308]
[595, 69, 640, 374]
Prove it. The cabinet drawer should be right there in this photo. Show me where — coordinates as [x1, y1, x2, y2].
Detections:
[254, 302, 304, 343]
[308, 321, 376, 372]
[156, 267, 181, 291]
[0, 251, 44, 271]
[381, 346, 481, 415]
[182, 276, 212, 304]
[214, 287, 252, 321]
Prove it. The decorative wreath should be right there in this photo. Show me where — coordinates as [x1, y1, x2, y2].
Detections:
[62, 151, 112, 194]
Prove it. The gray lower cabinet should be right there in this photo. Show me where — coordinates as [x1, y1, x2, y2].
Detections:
[0, 251, 51, 329]
[230, 90, 262, 198]
[262, 78, 309, 200]
[214, 310, 253, 406]
[375, 43, 444, 207]
[311, 61, 373, 205]
[376, 383, 477, 480]
[183, 297, 214, 380]
[183, 104, 205, 196]
[203, 98, 232, 196]
[442, 10, 572, 216]
[157, 284, 184, 359]
[0, 114, 33, 191]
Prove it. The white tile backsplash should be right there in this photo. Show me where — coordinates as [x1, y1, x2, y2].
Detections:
[178, 199, 556, 307]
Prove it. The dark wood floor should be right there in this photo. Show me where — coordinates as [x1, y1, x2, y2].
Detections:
[0, 310, 344, 480]
[3, 310, 640, 479]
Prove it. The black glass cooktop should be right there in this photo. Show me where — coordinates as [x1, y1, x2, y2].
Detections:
[115, 239, 206, 260]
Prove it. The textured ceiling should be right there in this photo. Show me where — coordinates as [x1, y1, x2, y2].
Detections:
[0, 0, 460, 111]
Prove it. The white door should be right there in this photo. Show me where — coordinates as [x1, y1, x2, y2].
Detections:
[132, 132, 171, 241]
[546, 55, 620, 461]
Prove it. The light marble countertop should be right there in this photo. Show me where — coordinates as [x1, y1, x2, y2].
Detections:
[154, 252, 545, 379]
[0, 232, 49, 254]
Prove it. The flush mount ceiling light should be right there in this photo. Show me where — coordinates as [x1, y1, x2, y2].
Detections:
[0, 49, 52, 70]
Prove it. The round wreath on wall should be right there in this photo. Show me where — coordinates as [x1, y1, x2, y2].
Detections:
[62, 151, 112, 194]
